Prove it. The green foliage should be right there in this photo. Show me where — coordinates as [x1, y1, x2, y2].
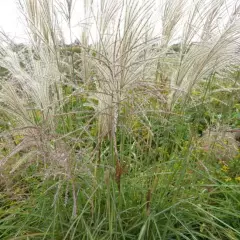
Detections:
[1, 0, 240, 239]
[2, 144, 240, 239]
[2, 109, 240, 239]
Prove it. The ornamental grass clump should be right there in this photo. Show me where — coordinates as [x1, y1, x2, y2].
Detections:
[0, 0, 240, 239]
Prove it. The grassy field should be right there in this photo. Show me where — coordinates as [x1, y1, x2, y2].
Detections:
[1, 0, 240, 239]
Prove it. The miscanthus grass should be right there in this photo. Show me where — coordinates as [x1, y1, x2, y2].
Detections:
[0, 0, 240, 239]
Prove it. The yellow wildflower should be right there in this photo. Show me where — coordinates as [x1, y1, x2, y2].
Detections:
[225, 177, 232, 182]
[221, 165, 229, 172]
[235, 176, 240, 181]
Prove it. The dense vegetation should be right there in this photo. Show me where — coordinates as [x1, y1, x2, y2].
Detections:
[1, 0, 240, 239]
